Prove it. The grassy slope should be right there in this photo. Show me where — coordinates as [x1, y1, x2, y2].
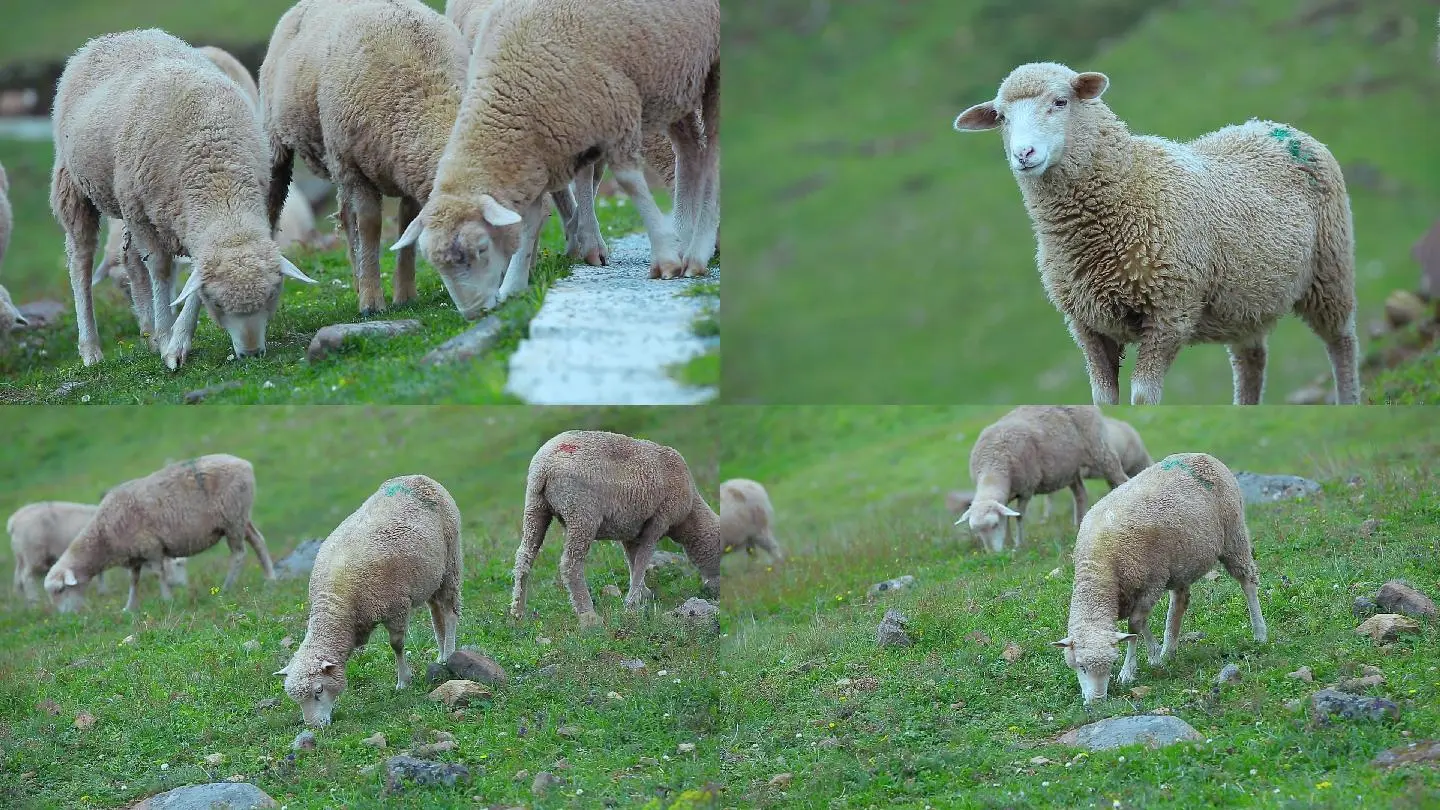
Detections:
[723, 0, 1440, 404]
[716, 406, 1440, 807]
[0, 405, 723, 809]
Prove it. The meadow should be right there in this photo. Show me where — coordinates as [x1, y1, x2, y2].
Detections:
[716, 405, 1440, 807]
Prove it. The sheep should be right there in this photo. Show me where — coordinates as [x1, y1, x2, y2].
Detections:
[393, 0, 721, 318]
[956, 405, 1129, 553]
[51, 29, 317, 369]
[1051, 452, 1268, 703]
[510, 430, 721, 629]
[274, 474, 462, 727]
[43, 453, 275, 613]
[8, 501, 185, 602]
[953, 62, 1359, 406]
[1039, 415, 1153, 521]
[196, 45, 260, 102]
[0, 160, 24, 332]
[719, 478, 784, 563]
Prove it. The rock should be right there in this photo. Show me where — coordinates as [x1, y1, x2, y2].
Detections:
[1232, 472, 1321, 505]
[1000, 642, 1023, 663]
[1372, 740, 1440, 768]
[203, 753, 226, 767]
[362, 732, 387, 748]
[606, 691, 624, 701]
[306, 320, 421, 363]
[1384, 290, 1427, 329]
[16, 299, 66, 327]
[619, 658, 648, 675]
[1360, 518, 1381, 538]
[768, 773, 794, 788]
[383, 756, 471, 793]
[36, 700, 61, 716]
[668, 597, 720, 632]
[1375, 581, 1438, 620]
[1216, 664, 1241, 685]
[1129, 686, 1152, 699]
[427, 680, 492, 708]
[1353, 596, 1379, 618]
[412, 740, 457, 757]
[601, 584, 623, 598]
[877, 609, 912, 647]
[514, 769, 530, 782]
[1179, 631, 1203, 643]
[1355, 613, 1421, 643]
[253, 698, 280, 713]
[241, 640, 260, 653]
[1056, 715, 1203, 751]
[182, 381, 244, 404]
[1338, 674, 1386, 692]
[127, 783, 277, 809]
[426, 663, 449, 685]
[557, 725, 582, 738]
[531, 771, 561, 796]
[1287, 666, 1314, 683]
[446, 649, 508, 685]
[817, 737, 840, 749]
[677, 742, 696, 754]
[1310, 688, 1400, 724]
[965, 630, 991, 645]
[74, 711, 96, 729]
[867, 575, 915, 598]
[647, 550, 691, 571]
[431, 730, 455, 743]
[292, 731, 316, 751]
[274, 539, 324, 580]
[1029, 756, 1053, 766]
[419, 316, 503, 365]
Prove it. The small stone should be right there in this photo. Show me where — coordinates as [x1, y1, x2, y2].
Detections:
[254, 697, 280, 713]
[121, 635, 136, 645]
[1355, 613, 1421, 643]
[552, 757, 571, 771]
[412, 740, 457, 757]
[877, 608, 912, 647]
[867, 575, 916, 598]
[362, 732, 387, 748]
[1310, 688, 1401, 724]
[427, 680, 492, 708]
[1029, 756, 1052, 766]
[1362, 665, 1383, 677]
[307, 320, 422, 363]
[817, 737, 841, 749]
[1179, 631, 1203, 643]
[279, 636, 294, 649]
[204, 753, 226, 766]
[618, 658, 648, 675]
[677, 742, 696, 754]
[1046, 568, 1063, 579]
[1375, 581, 1438, 620]
[514, 769, 530, 782]
[446, 649, 509, 686]
[1337, 674, 1385, 693]
[768, 773, 794, 788]
[1129, 686, 1152, 699]
[601, 584, 623, 598]
[668, 597, 721, 632]
[531, 771, 561, 796]
[292, 731, 316, 750]
[384, 755, 471, 794]
[431, 730, 455, 743]
[1151, 707, 1173, 716]
[557, 725, 582, 738]
[1287, 666, 1314, 683]
[536, 636, 553, 646]
[639, 757, 660, 767]
[1001, 642, 1023, 663]
[1360, 518, 1381, 538]
[182, 381, 244, 404]
[1057, 715, 1202, 751]
[965, 630, 991, 645]
[606, 691, 624, 701]
[1354, 596, 1379, 618]
[1215, 664, 1241, 685]
[241, 639, 260, 653]
[74, 711, 96, 729]
[1372, 740, 1440, 768]
[126, 783, 277, 809]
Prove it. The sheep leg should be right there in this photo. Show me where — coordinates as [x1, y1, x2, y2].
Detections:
[57, 177, 104, 366]
[245, 520, 276, 580]
[347, 184, 386, 315]
[1068, 479, 1089, 526]
[1220, 548, 1268, 643]
[1131, 325, 1188, 405]
[385, 618, 411, 690]
[1321, 329, 1361, 406]
[121, 238, 157, 350]
[220, 529, 248, 592]
[148, 250, 178, 354]
[495, 197, 548, 304]
[558, 521, 600, 628]
[1225, 336, 1267, 405]
[393, 196, 421, 306]
[1010, 495, 1029, 550]
[157, 567, 173, 602]
[622, 518, 667, 611]
[612, 162, 683, 279]
[1294, 245, 1361, 404]
[1068, 323, 1121, 405]
[124, 566, 142, 612]
[509, 499, 553, 622]
[1159, 586, 1190, 661]
[755, 531, 784, 563]
[672, 101, 719, 277]
[164, 295, 202, 371]
[427, 599, 458, 662]
[562, 167, 608, 266]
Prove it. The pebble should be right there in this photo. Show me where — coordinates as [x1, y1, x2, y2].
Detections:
[306, 320, 422, 363]
[876, 609, 912, 647]
[427, 680, 492, 708]
[1215, 664, 1241, 684]
[241, 640, 260, 653]
[1000, 642, 1023, 663]
[601, 584, 623, 598]
[362, 732, 387, 748]
[204, 753, 226, 766]
[531, 771, 562, 796]
[678, 742, 696, 754]
[867, 575, 915, 598]
[768, 773, 793, 788]
[557, 725, 582, 738]
[446, 649, 509, 686]
[1309, 688, 1401, 724]
[1355, 613, 1420, 643]
[1287, 666, 1314, 683]
[74, 711, 96, 730]
[668, 597, 721, 632]
[292, 731, 316, 751]
[383, 756, 471, 794]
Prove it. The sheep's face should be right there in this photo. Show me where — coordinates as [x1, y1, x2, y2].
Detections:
[277, 658, 346, 727]
[955, 499, 1019, 553]
[162, 557, 189, 588]
[953, 64, 1109, 177]
[1052, 631, 1137, 703]
[43, 564, 89, 613]
[395, 195, 523, 320]
[176, 241, 316, 358]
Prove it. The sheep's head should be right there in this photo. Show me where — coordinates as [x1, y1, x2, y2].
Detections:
[953, 62, 1109, 177]
[0, 285, 28, 332]
[392, 194, 523, 320]
[955, 499, 1020, 553]
[43, 561, 89, 613]
[276, 655, 346, 727]
[162, 557, 189, 588]
[1051, 630, 1137, 703]
[174, 237, 316, 358]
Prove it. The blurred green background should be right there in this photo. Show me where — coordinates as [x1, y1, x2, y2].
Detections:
[722, 0, 1440, 403]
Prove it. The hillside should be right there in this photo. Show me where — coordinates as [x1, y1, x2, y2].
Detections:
[722, 0, 1440, 404]
[716, 405, 1440, 806]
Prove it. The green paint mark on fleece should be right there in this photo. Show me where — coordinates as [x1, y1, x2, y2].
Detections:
[383, 481, 415, 498]
[1159, 456, 1214, 490]
[1267, 125, 1320, 187]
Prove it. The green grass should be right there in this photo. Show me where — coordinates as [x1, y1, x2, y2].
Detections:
[0, 405, 723, 809]
[722, 0, 1440, 403]
[716, 405, 1440, 807]
[672, 281, 720, 389]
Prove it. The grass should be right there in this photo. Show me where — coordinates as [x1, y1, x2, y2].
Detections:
[0, 405, 724, 809]
[672, 281, 721, 389]
[722, 0, 1440, 404]
[715, 405, 1440, 807]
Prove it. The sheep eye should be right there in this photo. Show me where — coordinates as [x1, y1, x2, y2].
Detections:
[1053, 98, 1068, 108]
[995, 112, 1006, 124]
[313, 685, 323, 698]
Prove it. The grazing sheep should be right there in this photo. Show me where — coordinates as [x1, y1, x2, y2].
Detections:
[8, 501, 185, 602]
[1041, 416, 1154, 521]
[719, 478, 784, 563]
[1052, 452, 1268, 702]
[510, 430, 721, 629]
[274, 475, 462, 727]
[0, 285, 24, 332]
[51, 29, 317, 368]
[954, 62, 1359, 405]
[43, 454, 275, 613]
[956, 405, 1128, 553]
[196, 45, 260, 103]
[0, 161, 24, 332]
[395, 0, 721, 318]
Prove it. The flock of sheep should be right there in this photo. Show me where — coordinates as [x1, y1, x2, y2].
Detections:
[0, 0, 718, 368]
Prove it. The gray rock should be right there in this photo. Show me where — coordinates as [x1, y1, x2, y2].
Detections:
[183, 381, 243, 404]
[877, 609, 912, 647]
[1215, 664, 1241, 685]
[16, 299, 66, 327]
[1309, 688, 1401, 724]
[1232, 472, 1322, 505]
[1057, 715, 1203, 751]
[668, 597, 720, 632]
[447, 649, 508, 685]
[646, 549, 691, 571]
[130, 782, 277, 809]
[1372, 740, 1440, 768]
[868, 575, 916, 598]
[291, 730, 316, 751]
[1375, 580, 1438, 620]
[306, 320, 422, 363]
[1354, 596, 1379, 618]
[274, 539, 324, 580]
[383, 755, 471, 793]
[531, 770, 562, 796]
[421, 316, 503, 365]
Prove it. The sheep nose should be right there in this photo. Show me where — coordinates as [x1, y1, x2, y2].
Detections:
[1016, 146, 1036, 161]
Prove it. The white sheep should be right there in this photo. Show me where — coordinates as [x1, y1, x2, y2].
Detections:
[511, 430, 721, 629]
[8, 500, 185, 602]
[956, 405, 1129, 553]
[954, 62, 1359, 405]
[1052, 452, 1268, 702]
[719, 478, 784, 563]
[1038, 415, 1153, 521]
[394, 0, 720, 317]
[274, 474, 462, 727]
[51, 29, 316, 369]
[43, 453, 275, 612]
[0, 160, 25, 332]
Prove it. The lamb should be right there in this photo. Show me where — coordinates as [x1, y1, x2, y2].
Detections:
[394, 0, 720, 317]
[1052, 452, 1268, 703]
[956, 405, 1129, 553]
[953, 62, 1359, 406]
[274, 475, 462, 727]
[719, 478, 784, 563]
[0, 160, 25, 332]
[511, 430, 721, 629]
[51, 29, 317, 369]
[8, 501, 185, 602]
[42, 453, 275, 613]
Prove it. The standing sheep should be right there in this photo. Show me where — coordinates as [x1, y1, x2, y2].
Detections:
[274, 475, 462, 727]
[719, 478, 784, 563]
[0, 160, 25, 332]
[42, 454, 275, 613]
[394, 0, 720, 317]
[1040, 415, 1153, 521]
[511, 430, 721, 629]
[1052, 453, 1268, 703]
[953, 62, 1359, 405]
[956, 405, 1129, 553]
[8, 501, 186, 603]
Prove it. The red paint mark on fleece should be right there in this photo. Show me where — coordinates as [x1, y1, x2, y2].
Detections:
[556, 442, 580, 453]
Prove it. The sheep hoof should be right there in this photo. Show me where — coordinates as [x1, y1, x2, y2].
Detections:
[80, 345, 104, 367]
[583, 248, 608, 267]
[681, 259, 710, 279]
[649, 259, 683, 280]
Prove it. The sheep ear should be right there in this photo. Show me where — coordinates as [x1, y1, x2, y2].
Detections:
[953, 102, 1000, 131]
[279, 256, 317, 284]
[954, 507, 972, 525]
[319, 660, 339, 675]
[171, 269, 203, 308]
[1115, 632, 1138, 643]
[12, 312, 28, 326]
[63, 569, 78, 587]
[1072, 72, 1109, 100]
[479, 194, 522, 227]
[391, 214, 426, 251]
[999, 504, 1021, 517]
[1050, 638, 1072, 649]
[273, 664, 291, 677]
